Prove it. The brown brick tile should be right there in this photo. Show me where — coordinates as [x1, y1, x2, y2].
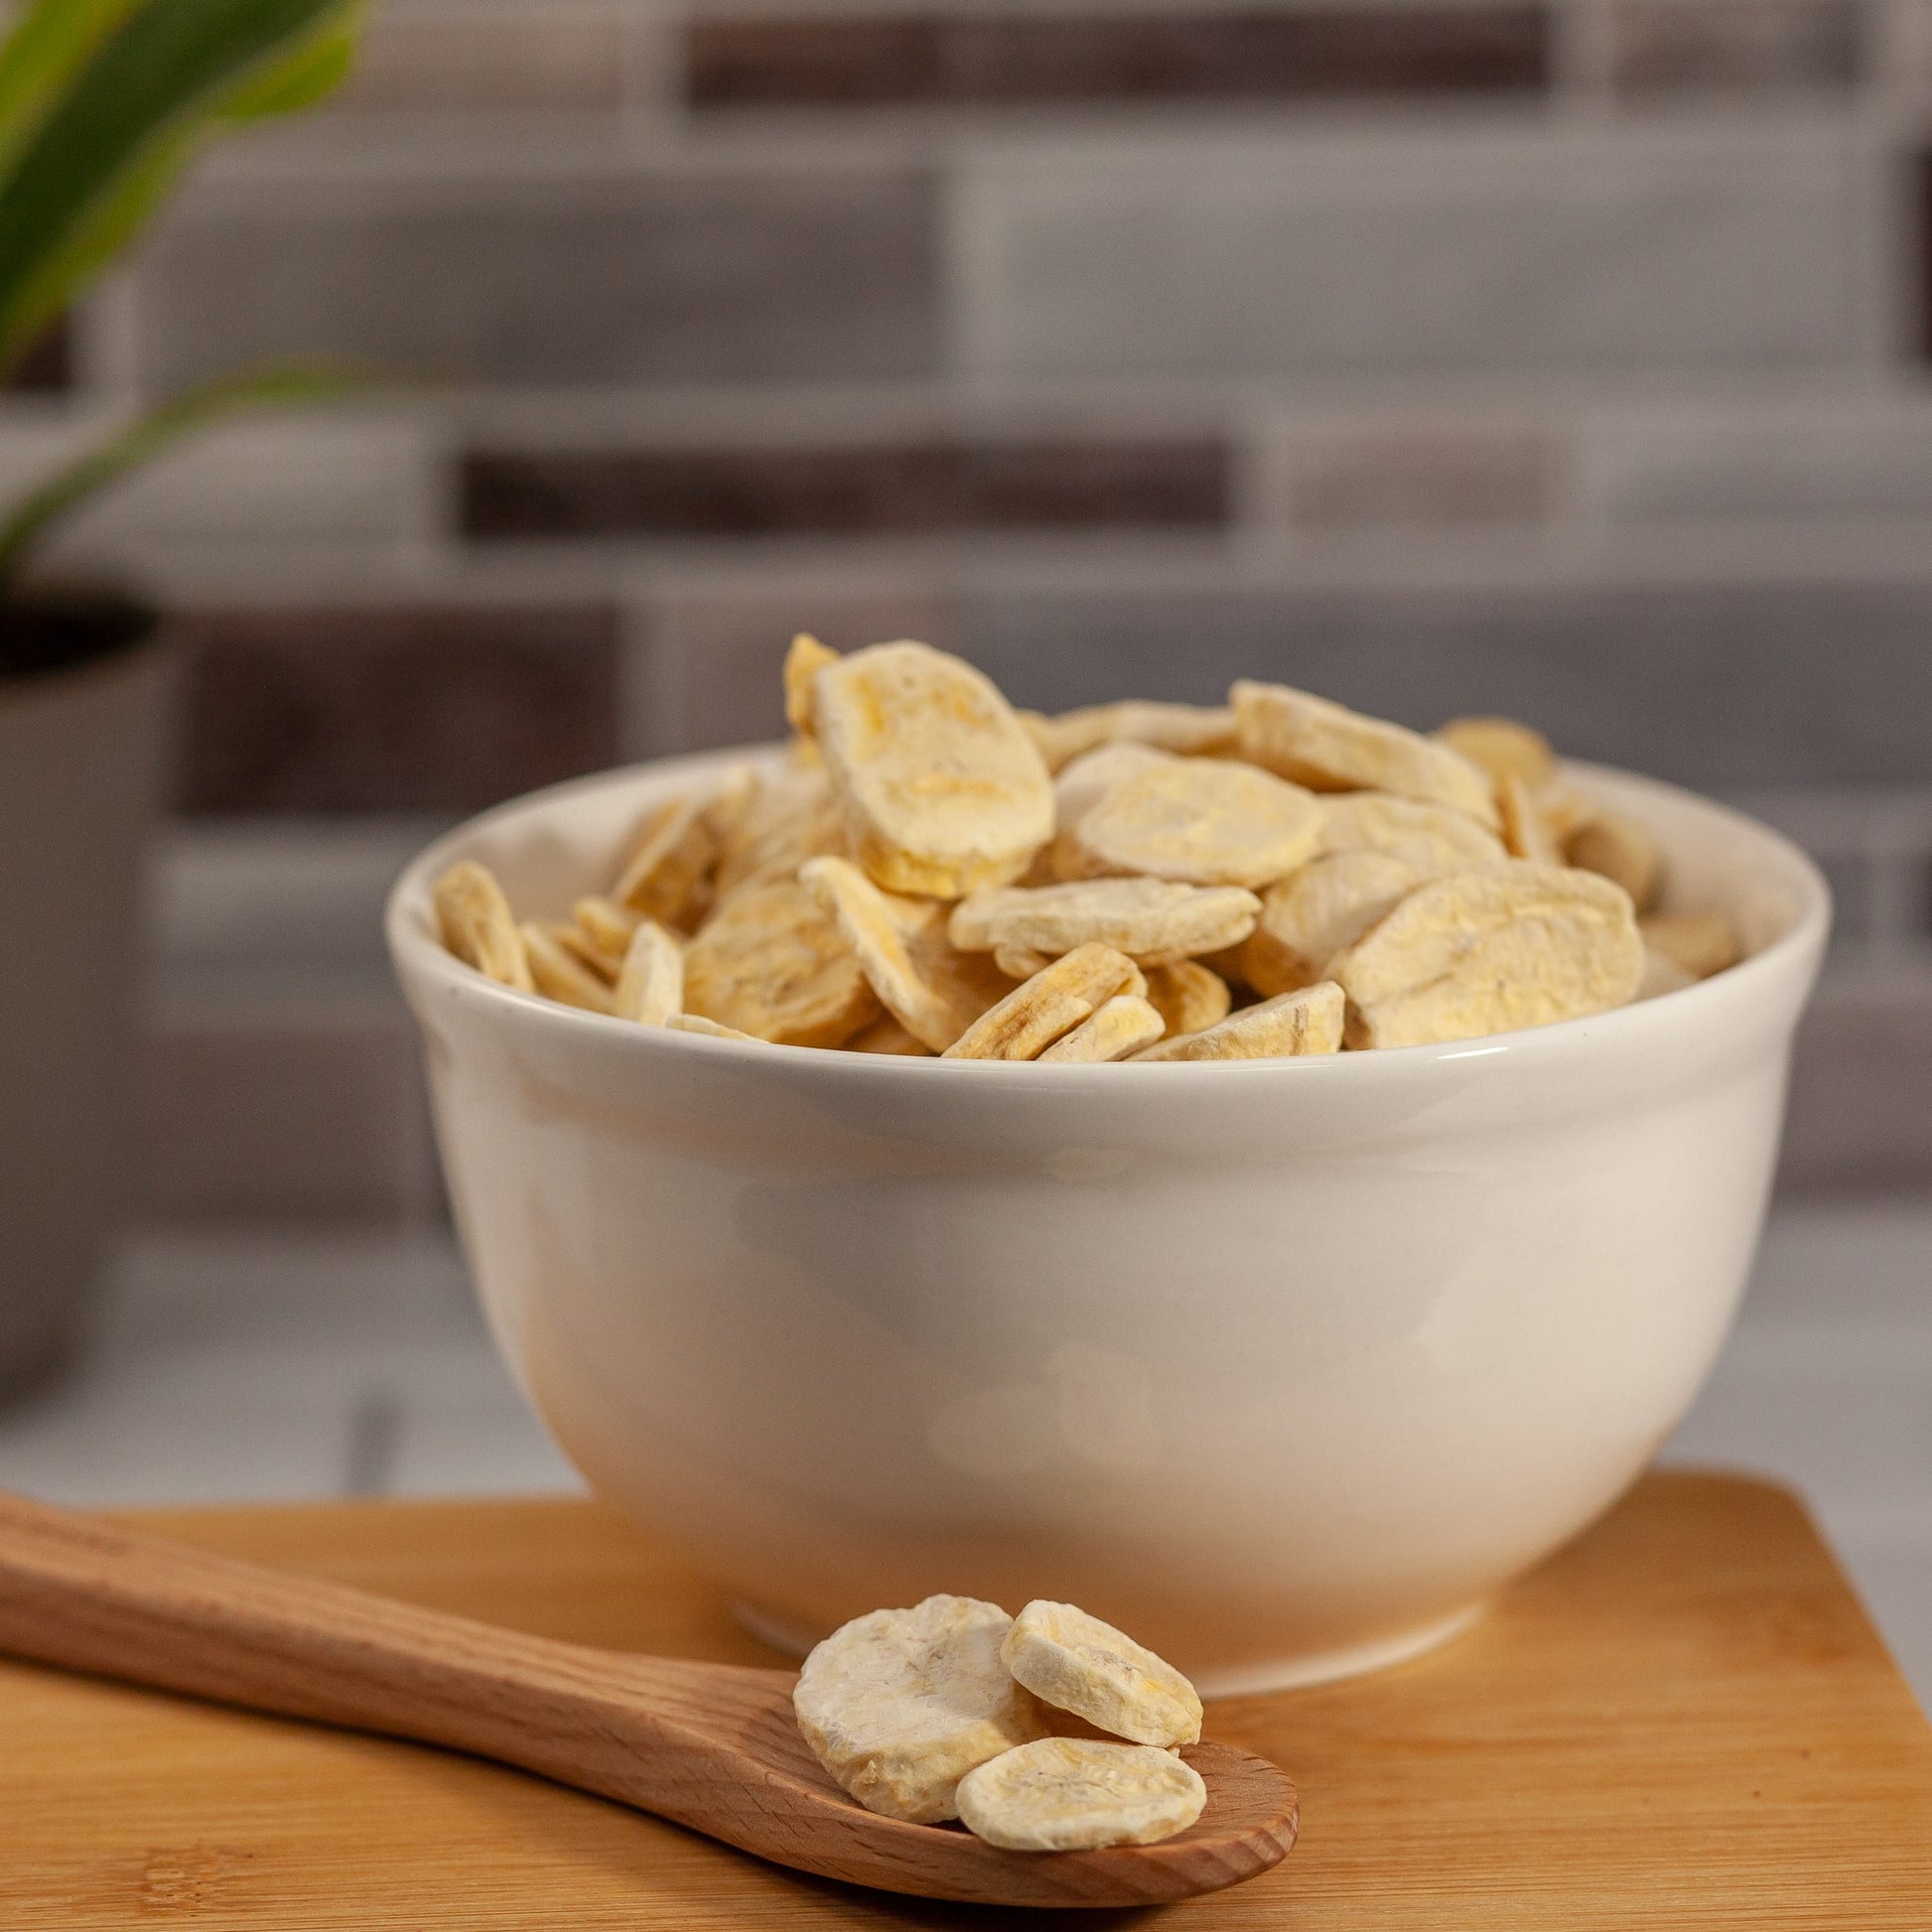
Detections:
[461, 440, 1230, 537]
[4, 315, 72, 392]
[176, 606, 621, 813]
[1608, 0, 1860, 91]
[688, 7, 1548, 107]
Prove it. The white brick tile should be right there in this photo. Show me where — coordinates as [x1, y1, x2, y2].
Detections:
[951, 124, 1871, 383]
[1593, 400, 1932, 524]
[3, 414, 448, 573]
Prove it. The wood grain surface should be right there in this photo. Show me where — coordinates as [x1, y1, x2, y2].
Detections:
[3, 1469, 1929, 1928]
[0, 1488, 1295, 1907]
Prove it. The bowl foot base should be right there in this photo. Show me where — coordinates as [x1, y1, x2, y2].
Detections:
[1189, 1599, 1488, 1696]
[732, 1595, 1487, 1694]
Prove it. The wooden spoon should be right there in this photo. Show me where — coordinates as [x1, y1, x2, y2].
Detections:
[0, 1489, 1298, 1908]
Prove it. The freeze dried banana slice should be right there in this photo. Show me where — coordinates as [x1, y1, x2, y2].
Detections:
[573, 895, 641, 968]
[815, 640, 1054, 897]
[785, 631, 839, 734]
[955, 1738, 1207, 1853]
[521, 922, 619, 1014]
[682, 876, 881, 1047]
[1002, 1600, 1202, 1748]
[1036, 994, 1166, 1063]
[613, 918, 684, 1026]
[801, 855, 1011, 1052]
[792, 1594, 1052, 1824]
[1232, 680, 1499, 828]
[1434, 715, 1557, 789]
[1329, 862, 1643, 1049]
[943, 944, 1145, 1061]
[1566, 812, 1662, 912]
[615, 792, 720, 929]
[1144, 960, 1230, 1037]
[1025, 700, 1238, 772]
[1051, 741, 1173, 842]
[848, 1015, 934, 1055]
[1495, 772, 1560, 865]
[995, 942, 1055, 980]
[1055, 757, 1322, 890]
[1240, 850, 1419, 998]
[434, 861, 534, 992]
[666, 1013, 762, 1041]
[1135, 982, 1344, 1061]
[1636, 947, 1697, 1002]
[713, 764, 848, 901]
[949, 879, 1261, 969]
[1640, 911, 1739, 980]
[1315, 790, 1507, 876]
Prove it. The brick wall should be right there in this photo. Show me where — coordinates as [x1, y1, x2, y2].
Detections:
[8, 0, 1932, 1218]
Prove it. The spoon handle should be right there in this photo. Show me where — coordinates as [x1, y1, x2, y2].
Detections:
[0, 1488, 760, 1807]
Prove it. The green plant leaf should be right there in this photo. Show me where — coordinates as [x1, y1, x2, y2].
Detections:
[0, 0, 368, 369]
[0, 363, 358, 589]
[0, 0, 143, 177]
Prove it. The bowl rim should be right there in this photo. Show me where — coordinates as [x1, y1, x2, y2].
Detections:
[385, 746, 1832, 1085]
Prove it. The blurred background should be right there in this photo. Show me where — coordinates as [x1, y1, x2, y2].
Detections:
[0, 0, 1926, 1697]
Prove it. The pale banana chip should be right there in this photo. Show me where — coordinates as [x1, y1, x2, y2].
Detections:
[615, 792, 719, 928]
[682, 875, 881, 1046]
[1135, 982, 1344, 1061]
[785, 631, 839, 734]
[665, 1012, 762, 1041]
[1239, 850, 1419, 998]
[847, 1016, 934, 1055]
[521, 921, 618, 1015]
[714, 763, 848, 901]
[1056, 757, 1322, 890]
[955, 1737, 1206, 1853]
[549, 919, 621, 984]
[949, 878, 1261, 968]
[1329, 862, 1643, 1049]
[1315, 789, 1507, 876]
[942, 944, 1145, 1061]
[613, 917, 684, 1026]
[1036, 994, 1166, 1063]
[573, 895, 641, 967]
[1434, 715, 1557, 789]
[1051, 741, 1173, 844]
[1495, 771, 1561, 865]
[433, 861, 533, 992]
[815, 640, 1053, 897]
[1232, 680, 1499, 827]
[792, 1594, 1053, 1824]
[1636, 946, 1697, 1001]
[1025, 700, 1238, 772]
[994, 942, 1055, 980]
[1639, 910, 1738, 980]
[801, 855, 1012, 1052]
[1143, 960, 1230, 1037]
[1001, 1599, 1202, 1747]
[1566, 812, 1662, 912]
[1534, 781, 1596, 846]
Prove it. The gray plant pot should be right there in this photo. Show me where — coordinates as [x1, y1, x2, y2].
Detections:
[0, 591, 172, 1404]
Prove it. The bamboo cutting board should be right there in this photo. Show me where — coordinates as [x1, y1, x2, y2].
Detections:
[2, 1470, 1928, 1927]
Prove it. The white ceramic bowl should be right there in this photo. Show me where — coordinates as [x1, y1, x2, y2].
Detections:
[387, 752, 1828, 1693]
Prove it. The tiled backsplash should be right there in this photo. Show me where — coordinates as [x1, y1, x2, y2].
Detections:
[7, 0, 1932, 1219]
